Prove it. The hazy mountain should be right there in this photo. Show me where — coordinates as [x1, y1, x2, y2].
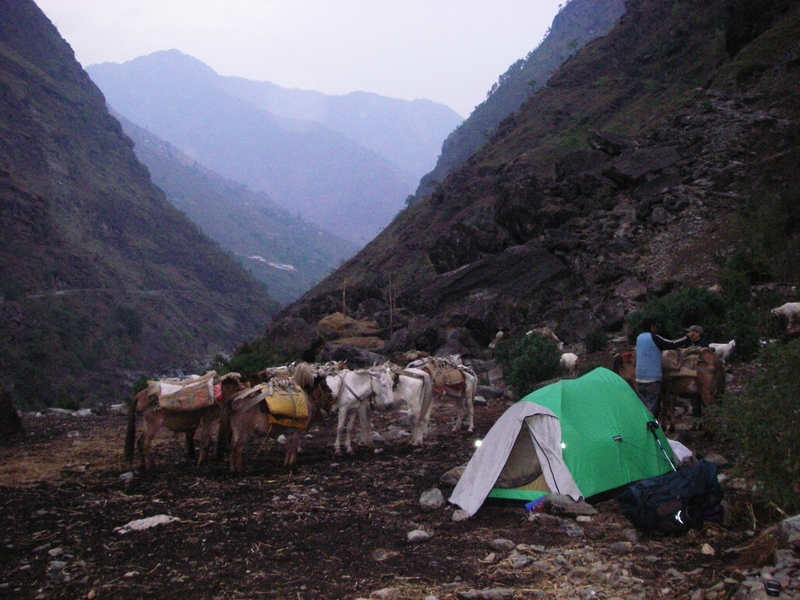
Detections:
[118, 114, 358, 304]
[415, 0, 627, 199]
[0, 0, 278, 406]
[261, 0, 800, 360]
[218, 79, 463, 181]
[86, 51, 461, 245]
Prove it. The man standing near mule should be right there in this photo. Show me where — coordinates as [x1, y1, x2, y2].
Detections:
[635, 319, 699, 417]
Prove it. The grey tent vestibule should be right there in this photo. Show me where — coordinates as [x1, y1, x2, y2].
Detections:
[450, 368, 676, 516]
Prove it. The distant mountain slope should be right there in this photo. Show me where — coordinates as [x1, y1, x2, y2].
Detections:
[118, 114, 358, 304]
[86, 51, 456, 245]
[415, 0, 626, 198]
[219, 79, 463, 181]
[0, 0, 278, 406]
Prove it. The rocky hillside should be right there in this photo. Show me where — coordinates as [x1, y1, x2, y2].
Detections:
[118, 114, 358, 304]
[414, 0, 626, 199]
[262, 0, 800, 361]
[0, 1, 278, 407]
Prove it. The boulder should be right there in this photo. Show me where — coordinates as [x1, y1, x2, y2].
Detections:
[604, 146, 682, 186]
[264, 317, 320, 359]
[588, 129, 637, 156]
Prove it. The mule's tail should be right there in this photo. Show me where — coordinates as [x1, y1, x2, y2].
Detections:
[123, 393, 137, 464]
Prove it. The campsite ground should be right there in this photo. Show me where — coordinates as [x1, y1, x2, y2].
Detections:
[0, 360, 788, 600]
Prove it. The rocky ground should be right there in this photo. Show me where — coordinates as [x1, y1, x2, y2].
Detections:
[0, 360, 798, 600]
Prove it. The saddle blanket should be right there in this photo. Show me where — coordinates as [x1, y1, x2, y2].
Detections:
[662, 348, 711, 378]
[421, 363, 466, 392]
[156, 371, 217, 411]
[232, 381, 311, 429]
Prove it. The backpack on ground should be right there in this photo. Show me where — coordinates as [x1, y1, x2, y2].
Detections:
[616, 459, 723, 537]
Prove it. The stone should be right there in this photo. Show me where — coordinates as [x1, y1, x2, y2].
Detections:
[407, 530, 433, 543]
[487, 539, 515, 552]
[777, 514, 800, 549]
[370, 587, 401, 599]
[543, 494, 598, 516]
[419, 488, 445, 511]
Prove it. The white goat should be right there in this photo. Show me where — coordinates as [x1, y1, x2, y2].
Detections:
[709, 340, 736, 364]
[771, 302, 800, 329]
[560, 352, 579, 377]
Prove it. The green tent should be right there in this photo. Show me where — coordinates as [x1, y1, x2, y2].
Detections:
[450, 368, 675, 516]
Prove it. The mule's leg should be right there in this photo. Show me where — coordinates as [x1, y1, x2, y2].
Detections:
[344, 410, 359, 455]
[334, 408, 349, 455]
[466, 395, 474, 433]
[284, 431, 300, 467]
[216, 404, 232, 461]
[197, 418, 213, 467]
[136, 431, 147, 471]
[185, 430, 197, 462]
[410, 405, 426, 446]
[228, 414, 248, 475]
[139, 413, 159, 470]
[357, 401, 372, 448]
[452, 394, 464, 432]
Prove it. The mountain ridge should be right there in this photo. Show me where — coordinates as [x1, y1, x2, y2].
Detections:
[117, 113, 358, 304]
[86, 51, 461, 245]
[0, 0, 277, 406]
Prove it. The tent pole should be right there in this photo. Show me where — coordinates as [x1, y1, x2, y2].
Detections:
[647, 421, 677, 471]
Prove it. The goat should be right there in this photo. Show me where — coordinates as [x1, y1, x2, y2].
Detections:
[708, 340, 736, 364]
[771, 302, 800, 329]
[526, 326, 564, 350]
[560, 352, 579, 377]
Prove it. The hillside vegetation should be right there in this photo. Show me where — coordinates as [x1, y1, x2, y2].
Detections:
[0, 0, 277, 407]
[119, 115, 358, 304]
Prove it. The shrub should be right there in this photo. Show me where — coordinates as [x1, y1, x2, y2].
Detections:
[724, 301, 760, 361]
[584, 328, 608, 353]
[495, 333, 561, 399]
[626, 286, 728, 343]
[708, 340, 800, 513]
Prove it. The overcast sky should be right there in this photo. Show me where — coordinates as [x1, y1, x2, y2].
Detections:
[36, 0, 565, 118]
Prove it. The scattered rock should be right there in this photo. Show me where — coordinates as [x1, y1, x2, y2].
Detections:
[420, 487, 445, 511]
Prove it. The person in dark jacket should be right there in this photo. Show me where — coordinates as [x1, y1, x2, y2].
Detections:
[635, 318, 696, 416]
[685, 325, 708, 347]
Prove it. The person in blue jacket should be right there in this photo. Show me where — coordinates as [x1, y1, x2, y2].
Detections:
[635, 318, 700, 416]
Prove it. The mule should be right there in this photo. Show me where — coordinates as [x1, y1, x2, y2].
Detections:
[326, 367, 395, 455]
[225, 362, 334, 474]
[407, 356, 477, 441]
[390, 367, 433, 446]
[659, 348, 725, 433]
[124, 372, 243, 471]
[612, 348, 725, 432]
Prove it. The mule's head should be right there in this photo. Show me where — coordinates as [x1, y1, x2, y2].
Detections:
[311, 375, 336, 415]
[373, 368, 395, 410]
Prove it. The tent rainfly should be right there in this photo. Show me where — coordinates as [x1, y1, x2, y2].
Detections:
[449, 367, 676, 516]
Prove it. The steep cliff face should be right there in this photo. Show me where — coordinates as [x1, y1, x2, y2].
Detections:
[0, 0, 277, 406]
[415, 0, 627, 199]
[270, 0, 800, 356]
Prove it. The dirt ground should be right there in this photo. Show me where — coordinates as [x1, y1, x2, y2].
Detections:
[0, 363, 785, 600]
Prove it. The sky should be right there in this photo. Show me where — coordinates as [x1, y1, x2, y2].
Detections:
[35, 0, 565, 118]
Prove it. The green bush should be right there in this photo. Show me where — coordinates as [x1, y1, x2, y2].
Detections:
[495, 333, 561, 399]
[724, 301, 761, 361]
[584, 328, 608, 353]
[708, 340, 800, 513]
[626, 286, 728, 343]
